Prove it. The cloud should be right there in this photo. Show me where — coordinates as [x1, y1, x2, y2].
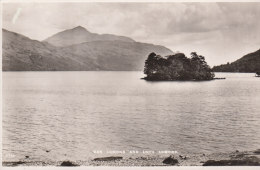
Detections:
[2, 2, 260, 66]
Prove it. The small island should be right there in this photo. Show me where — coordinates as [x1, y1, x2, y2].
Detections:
[143, 52, 215, 81]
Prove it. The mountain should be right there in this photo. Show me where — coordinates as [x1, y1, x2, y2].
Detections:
[44, 26, 135, 47]
[2, 27, 173, 71]
[2, 29, 99, 71]
[59, 41, 173, 70]
[212, 49, 260, 72]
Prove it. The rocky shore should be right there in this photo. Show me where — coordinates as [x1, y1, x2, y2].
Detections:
[3, 149, 260, 166]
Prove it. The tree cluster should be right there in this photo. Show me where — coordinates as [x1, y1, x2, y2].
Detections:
[144, 52, 214, 81]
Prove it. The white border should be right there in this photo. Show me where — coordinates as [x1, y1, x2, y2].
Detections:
[1, 0, 260, 170]
[1, 0, 260, 3]
[1, 165, 260, 169]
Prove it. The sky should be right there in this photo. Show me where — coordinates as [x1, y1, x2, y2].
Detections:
[2, 2, 260, 66]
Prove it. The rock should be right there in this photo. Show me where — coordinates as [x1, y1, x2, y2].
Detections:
[236, 150, 239, 153]
[203, 158, 260, 166]
[46, 150, 50, 153]
[214, 77, 226, 80]
[254, 149, 260, 154]
[3, 161, 25, 166]
[93, 156, 123, 161]
[233, 153, 246, 158]
[245, 156, 260, 162]
[179, 155, 187, 160]
[162, 156, 178, 165]
[25, 156, 29, 159]
[60, 161, 78, 166]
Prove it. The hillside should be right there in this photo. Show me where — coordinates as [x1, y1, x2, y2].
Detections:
[2, 28, 173, 71]
[44, 26, 135, 47]
[2, 29, 98, 71]
[212, 49, 260, 72]
[59, 41, 173, 71]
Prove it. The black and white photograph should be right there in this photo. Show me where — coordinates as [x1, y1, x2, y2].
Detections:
[1, 0, 260, 168]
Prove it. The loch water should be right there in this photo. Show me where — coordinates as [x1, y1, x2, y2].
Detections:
[2, 72, 260, 161]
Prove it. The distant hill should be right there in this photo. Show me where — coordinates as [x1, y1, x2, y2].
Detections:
[2, 27, 173, 71]
[44, 26, 135, 47]
[212, 49, 260, 72]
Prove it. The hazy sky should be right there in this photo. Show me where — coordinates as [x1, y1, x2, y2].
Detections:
[3, 2, 260, 66]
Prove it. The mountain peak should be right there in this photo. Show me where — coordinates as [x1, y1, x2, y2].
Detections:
[44, 26, 135, 47]
[73, 25, 86, 30]
[71, 26, 89, 32]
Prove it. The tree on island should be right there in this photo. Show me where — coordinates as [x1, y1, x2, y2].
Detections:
[144, 52, 214, 81]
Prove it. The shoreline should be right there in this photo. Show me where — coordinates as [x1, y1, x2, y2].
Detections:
[3, 149, 260, 166]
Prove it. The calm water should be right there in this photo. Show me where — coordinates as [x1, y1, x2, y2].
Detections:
[2, 72, 260, 161]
